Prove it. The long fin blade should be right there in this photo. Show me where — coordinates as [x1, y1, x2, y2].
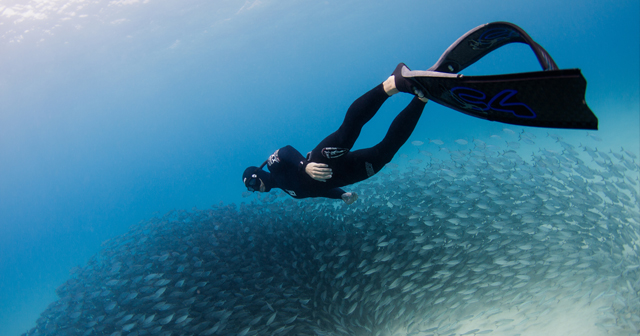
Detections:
[409, 69, 598, 130]
[428, 21, 558, 74]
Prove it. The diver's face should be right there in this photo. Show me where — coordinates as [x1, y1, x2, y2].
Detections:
[244, 177, 266, 192]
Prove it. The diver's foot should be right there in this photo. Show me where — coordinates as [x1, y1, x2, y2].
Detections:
[392, 63, 416, 94]
[384, 63, 427, 102]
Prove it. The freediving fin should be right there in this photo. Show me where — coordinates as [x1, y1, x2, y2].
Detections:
[427, 21, 559, 73]
[407, 21, 598, 130]
[406, 69, 597, 130]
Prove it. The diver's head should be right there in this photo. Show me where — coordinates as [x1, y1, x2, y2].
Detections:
[242, 166, 264, 192]
[242, 164, 271, 192]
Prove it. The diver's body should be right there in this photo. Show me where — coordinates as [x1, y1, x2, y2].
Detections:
[242, 64, 427, 204]
[243, 22, 599, 204]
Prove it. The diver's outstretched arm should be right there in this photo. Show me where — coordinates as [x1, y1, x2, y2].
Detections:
[341, 192, 358, 205]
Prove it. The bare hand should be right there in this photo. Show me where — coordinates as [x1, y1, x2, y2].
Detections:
[305, 162, 332, 182]
[342, 192, 358, 205]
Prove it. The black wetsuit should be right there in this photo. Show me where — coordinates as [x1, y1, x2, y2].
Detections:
[264, 84, 426, 200]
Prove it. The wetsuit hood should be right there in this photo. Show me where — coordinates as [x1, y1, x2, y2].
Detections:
[242, 166, 273, 192]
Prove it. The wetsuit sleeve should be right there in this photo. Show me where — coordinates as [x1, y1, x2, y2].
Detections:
[324, 187, 346, 200]
[279, 145, 309, 174]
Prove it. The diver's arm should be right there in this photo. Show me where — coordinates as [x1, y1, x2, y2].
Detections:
[276, 145, 311, 173]
[326, 189, 358, 204]
[322, 187, 347, 201]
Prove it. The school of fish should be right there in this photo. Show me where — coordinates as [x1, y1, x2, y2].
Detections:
[23, 129, 639, 336]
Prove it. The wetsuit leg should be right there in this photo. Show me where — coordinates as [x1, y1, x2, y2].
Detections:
[344, 96, 427, 182]
[309, 84, 389, 163]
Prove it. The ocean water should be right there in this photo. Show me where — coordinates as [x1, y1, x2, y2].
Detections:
[0, 1, 638, 335]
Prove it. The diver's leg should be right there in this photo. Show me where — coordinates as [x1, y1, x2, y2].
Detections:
[374, 96, 426, 163]
[309, 64, 427, 163]
[309, 84, 389, 162]
[350, 96, 427, 175]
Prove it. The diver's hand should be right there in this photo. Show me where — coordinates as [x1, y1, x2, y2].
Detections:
[305, 162, 332, 182]
[342, 192, 358, 205]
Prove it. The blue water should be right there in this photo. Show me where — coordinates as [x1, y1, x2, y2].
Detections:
[0, 1, 638, 335]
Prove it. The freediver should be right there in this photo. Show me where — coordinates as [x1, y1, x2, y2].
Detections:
[242, 63, 427, 205]
[242, 22, 599, 204]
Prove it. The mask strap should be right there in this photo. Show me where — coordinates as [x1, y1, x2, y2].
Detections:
[257, 160, 268, 170]
[252, 159, 268, 176]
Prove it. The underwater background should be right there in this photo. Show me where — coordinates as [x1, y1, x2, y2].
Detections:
[0, 0, 639, 335]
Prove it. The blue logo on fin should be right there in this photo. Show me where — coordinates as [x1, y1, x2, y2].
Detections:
[451, 87, 536, 119]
